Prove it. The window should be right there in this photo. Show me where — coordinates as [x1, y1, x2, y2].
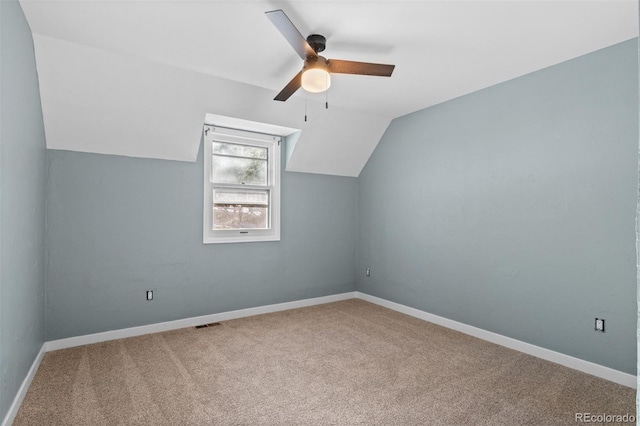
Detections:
[203, 125, 281, 243]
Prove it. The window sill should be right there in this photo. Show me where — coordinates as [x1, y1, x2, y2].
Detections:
[203, 233, 281, 244]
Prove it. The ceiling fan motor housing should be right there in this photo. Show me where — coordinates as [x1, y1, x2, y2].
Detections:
[303, 55, 329, 71]
[306, 34, 326, 53]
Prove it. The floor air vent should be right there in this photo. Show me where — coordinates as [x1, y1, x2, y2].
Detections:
[195, 322, 221, 329]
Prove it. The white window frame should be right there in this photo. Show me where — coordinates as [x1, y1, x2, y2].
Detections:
[203, 125, 281, 244]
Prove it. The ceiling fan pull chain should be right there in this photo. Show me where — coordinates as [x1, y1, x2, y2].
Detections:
[325, 74, 329, 109]
[305, 96, 308, 122]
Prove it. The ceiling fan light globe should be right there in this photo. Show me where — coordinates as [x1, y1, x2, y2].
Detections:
[301, 68, 331, 93]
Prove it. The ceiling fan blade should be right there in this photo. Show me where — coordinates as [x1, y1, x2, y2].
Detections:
[328, 59, 395, 77]
[274, 71, 302, 101]
[265, 10, 317, 60]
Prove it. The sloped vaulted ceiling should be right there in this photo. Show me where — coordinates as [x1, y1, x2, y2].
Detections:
[19, 0, 639, 177]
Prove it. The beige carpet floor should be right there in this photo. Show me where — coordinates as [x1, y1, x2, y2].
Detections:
[14, 299, 635, 425]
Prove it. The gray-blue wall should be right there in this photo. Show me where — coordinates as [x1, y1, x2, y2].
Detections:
[357, 39, 638, 375]
[45, 146, 357, 340]
[0, 0, 47, 422]
[636, 1, 640, 404]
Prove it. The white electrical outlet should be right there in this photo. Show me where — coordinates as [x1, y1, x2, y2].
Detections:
[595, 318, 605, 332]
[146, 290, 153, 301]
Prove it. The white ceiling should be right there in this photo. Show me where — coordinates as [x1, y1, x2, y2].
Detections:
[19, 0, 639, 176]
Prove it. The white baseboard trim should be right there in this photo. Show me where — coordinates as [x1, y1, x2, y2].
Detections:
[354, 292, 636, 389]
[2, 344, 46, 426]
[42, 290, 636, 390]
[46, 292, 357, 352]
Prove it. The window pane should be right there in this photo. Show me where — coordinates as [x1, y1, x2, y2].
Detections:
[214, 191, 268, 205]
[212, 155, 267, 185]
[212, 141, 267, 159]
[213, 190, 269, 230]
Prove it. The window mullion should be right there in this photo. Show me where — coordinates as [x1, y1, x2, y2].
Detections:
[212, 183, 271, 191]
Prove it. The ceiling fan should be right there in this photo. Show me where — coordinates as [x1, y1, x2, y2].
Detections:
[265, 9, 395, 102]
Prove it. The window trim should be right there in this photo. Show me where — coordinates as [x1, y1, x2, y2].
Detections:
[203, 125, 281, 244]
